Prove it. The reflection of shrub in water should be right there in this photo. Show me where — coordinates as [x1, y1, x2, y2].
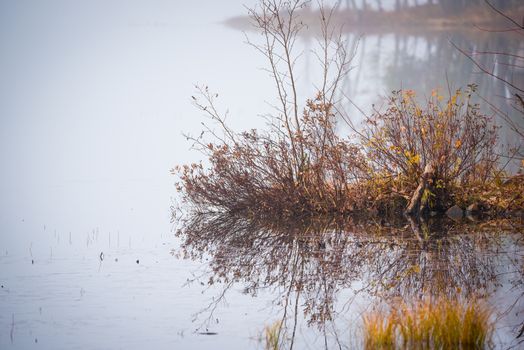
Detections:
[175, 212, 519, 331]
[363, 297, 493, 350]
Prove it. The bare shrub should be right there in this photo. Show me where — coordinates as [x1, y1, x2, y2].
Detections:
[175, 89, 369, 216]
[174, 0, 369, 216]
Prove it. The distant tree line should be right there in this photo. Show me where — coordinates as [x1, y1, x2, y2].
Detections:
[343, 0, 520, 13]
[438, 0, 520, 13]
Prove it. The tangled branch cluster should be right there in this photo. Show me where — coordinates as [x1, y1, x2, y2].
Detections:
[173, 0, 518, 218]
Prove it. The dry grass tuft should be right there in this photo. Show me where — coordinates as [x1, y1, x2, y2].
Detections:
[262, 321, 282, 350]
[363, 297, 493, 349]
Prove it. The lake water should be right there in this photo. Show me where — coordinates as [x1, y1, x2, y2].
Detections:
[0, 1, 522, 349]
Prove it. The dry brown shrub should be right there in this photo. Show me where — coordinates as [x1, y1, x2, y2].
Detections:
[174, 0, 520, 218]
[361, 86, 500, 212]
[175, 89, 370, 216]
[173, 0, 371, 217]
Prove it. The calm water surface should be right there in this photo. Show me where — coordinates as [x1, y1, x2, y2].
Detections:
[0, 0, 522, 349]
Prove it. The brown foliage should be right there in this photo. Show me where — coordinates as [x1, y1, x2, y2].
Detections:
[175, 90, 369, 216]
[174, 1, 370, 217]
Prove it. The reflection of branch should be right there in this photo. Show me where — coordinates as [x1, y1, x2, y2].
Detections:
[406, 215, 424, 243]
[483, 0, 524, 30]
[450, 41, 524, 94]
[473, 24, 524, 34]
[191, 280, 235, 332]
[279, 247, 300, 348]
[471, 51, 524, 60]
[290, 287, 300, 350]
[177, 211, 523, 346]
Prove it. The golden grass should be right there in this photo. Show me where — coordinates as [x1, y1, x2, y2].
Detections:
[263, 321, 282, 350]
[363, 297, 493, 349]
[363, 312, 396, 349]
